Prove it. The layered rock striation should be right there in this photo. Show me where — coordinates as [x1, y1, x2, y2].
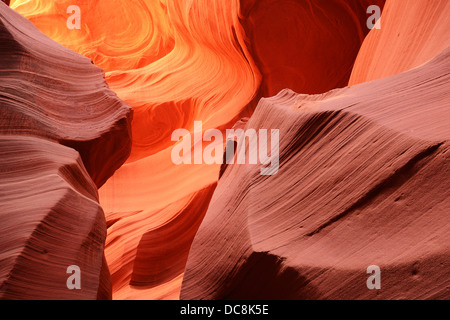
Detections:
[0, 3, 132, 299]
[181, 47, 450, 300]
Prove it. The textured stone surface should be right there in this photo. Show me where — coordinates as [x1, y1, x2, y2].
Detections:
[241, 0, 386, 96]
[6, 0, 449, 300]
[181, 48, 450, 300]
[0, 2, 132, 188]
[0, 3, 132, 299]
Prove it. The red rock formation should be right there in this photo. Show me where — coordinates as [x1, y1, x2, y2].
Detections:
[10, 0, 389, 299]
[0, 136, 109, 299]
[240, 0, 385, 96]
[0, 3, 131, 299]
[181, 48, 450, 300]
[350, 0, 450, 85]
[0, 2, 132, 188]
[8, 0, 448, 301]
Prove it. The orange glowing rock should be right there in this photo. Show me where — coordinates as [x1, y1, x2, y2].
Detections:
[1, 2, 132, 187]
[8, 0, 390, 300]
[9, 0, 448, 301]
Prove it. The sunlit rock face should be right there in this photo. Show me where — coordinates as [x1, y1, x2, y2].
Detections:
[0, 3, 131, 299]
[181, 47, 450, 300]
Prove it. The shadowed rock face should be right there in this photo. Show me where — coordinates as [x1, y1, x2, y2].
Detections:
[180, 47, 450, 300]
[0, 136, 109, 299]
[0, 2, 132, 188]
[0, 3, 131, 299]
[240, 0, 386, 96]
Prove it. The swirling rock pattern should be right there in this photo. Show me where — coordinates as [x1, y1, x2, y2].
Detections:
[9, 0, 260, 299]
[7, 0, 448, 300]
[11, 0, 261, 162]
[10, 0, 383, 299]
[0, 3, 131, 299]
[181, 47, 450, 299]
